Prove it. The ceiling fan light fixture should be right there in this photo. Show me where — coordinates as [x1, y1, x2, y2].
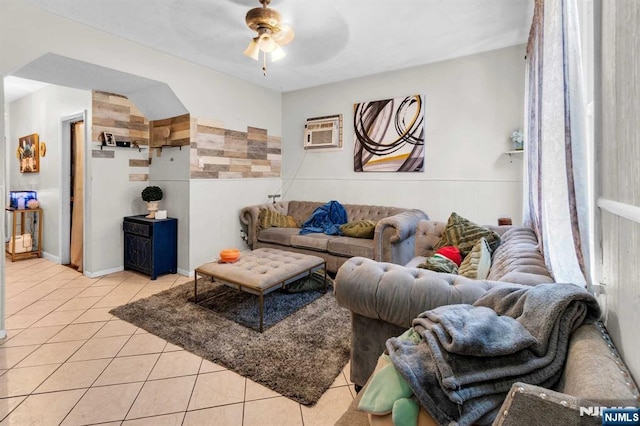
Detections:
[270, 45, 286, 62]
[257, 31, 276, 53]
[243, 0, 294, 76]
[243, 39, 260, 60]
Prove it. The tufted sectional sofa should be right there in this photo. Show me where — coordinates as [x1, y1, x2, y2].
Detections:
[240, 200, 428, 273]
[334, 219, 640, 425]
[335, 220, 554, 388]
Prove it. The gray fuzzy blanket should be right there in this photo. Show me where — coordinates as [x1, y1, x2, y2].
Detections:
[387, 283, 601, 426]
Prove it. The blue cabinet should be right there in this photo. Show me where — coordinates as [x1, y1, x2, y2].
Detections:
[123, 215, 177, 280]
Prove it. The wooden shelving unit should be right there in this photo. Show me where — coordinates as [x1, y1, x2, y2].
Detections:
[5, 208, 43, 262]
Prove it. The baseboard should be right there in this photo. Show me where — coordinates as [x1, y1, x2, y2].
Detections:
[84, 266, 124, 278]
[42, 252, 60, 263]
[177, 268, 193, 277]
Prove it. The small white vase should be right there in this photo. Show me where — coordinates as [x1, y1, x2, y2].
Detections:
[146, 201, 160, 218]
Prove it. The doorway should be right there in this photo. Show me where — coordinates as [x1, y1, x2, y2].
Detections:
[60, 111, 86, 272]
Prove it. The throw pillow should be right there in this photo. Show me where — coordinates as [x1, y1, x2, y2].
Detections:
[434, 212, 501, 257]
[458, 237, 492, 279]
[340, 219, 376, 239]
[417, 256, 459, 274]
[358, 355, 414, 415]
[258, 208, 297, 229]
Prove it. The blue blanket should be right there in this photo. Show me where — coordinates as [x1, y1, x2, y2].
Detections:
[299, 201, 347, 235]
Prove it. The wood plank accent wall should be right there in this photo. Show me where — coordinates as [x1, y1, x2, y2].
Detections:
[92, 91, 149, 145]
[190, 119, 281, 179]
[91, 91, 281, 180]
[91, 91, 150, 182]
[149, 113, 190, 147]
[599, 0, 640, 384]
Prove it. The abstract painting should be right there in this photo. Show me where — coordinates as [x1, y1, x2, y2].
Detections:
[353, 95, 425, 172]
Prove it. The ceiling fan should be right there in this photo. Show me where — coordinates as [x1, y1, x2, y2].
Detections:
[243, 0, 295, 76]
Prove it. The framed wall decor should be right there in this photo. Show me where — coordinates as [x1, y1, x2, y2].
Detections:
[103, 132, 116, 146]
[18, 133, 40, 173]
[353, 94, 425, 172]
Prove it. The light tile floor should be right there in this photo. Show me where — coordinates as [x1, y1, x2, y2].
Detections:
[1, 257, 356, 425]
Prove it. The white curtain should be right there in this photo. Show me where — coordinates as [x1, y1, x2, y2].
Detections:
[523, 0, 590, 286]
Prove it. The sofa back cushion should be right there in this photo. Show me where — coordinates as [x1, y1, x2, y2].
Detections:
[413, 220, 553, 284]
[343, 204, 407, 222]
[287, 201, 324, 227]
[287, 201, 408, 228]
[486, 227, 554, 283]
[414, 220, 447, 257]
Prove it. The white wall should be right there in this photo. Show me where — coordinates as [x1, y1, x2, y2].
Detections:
[189, 178, 281, 271]
[281, 45, 526, 225]
[7, 85, 91, 260]
[1, 0, 283, 277]
[149, 144, 190, 274]
[598, 0, 640, 384]
[1, 82, 6, 338]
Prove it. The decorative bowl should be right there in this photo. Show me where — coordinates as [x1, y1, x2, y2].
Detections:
[219, 248, 240, 263]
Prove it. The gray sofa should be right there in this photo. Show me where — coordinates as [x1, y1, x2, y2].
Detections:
[335, 220, 554, 388]
[334, 219, 639, 425]
[240, 200, 428, 273]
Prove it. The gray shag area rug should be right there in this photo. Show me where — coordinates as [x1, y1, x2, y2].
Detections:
[109, 275, 351, 405]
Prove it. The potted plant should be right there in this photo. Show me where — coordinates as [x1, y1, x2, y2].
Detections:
[511, 129, 524, 151]
[141, 186, 163, 218]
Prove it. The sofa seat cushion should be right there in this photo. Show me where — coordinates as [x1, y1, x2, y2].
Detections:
[328, 237, 375, 258]
[291, 233, 337, 252]
[257, 228, 300, 246]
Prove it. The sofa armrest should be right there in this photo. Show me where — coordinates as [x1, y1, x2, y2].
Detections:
[335, 257, 519, 329]
[240, 201, 289, 248]
[374, 209, 429, 265]
[493, 383, 597, 426]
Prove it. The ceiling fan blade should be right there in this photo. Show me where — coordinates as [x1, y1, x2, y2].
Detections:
[273, 24, 294, 46]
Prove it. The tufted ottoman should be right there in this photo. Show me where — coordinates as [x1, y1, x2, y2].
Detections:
[194, 248, 326, 332]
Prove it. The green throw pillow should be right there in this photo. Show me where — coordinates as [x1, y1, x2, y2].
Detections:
[340, 219, 376, 239]
[434, 212, 501, 257]
[392, 398, 420, 426]
[417, 256, 459, 274]
[258, 209, 297, 229]
[358, 355, 414, 415]
[458, 237, 492, 279]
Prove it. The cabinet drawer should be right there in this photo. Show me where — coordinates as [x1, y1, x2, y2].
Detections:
[123, 221, 150, 237]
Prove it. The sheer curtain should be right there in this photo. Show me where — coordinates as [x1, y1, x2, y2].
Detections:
[523, 0, 590, 286]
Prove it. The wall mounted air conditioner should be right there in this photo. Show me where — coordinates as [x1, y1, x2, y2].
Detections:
[304, 114, 342, 149]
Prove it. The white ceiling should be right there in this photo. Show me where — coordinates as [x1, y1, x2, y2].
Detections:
[3, 76, 49, 104]
[20, 0, 533, 93]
